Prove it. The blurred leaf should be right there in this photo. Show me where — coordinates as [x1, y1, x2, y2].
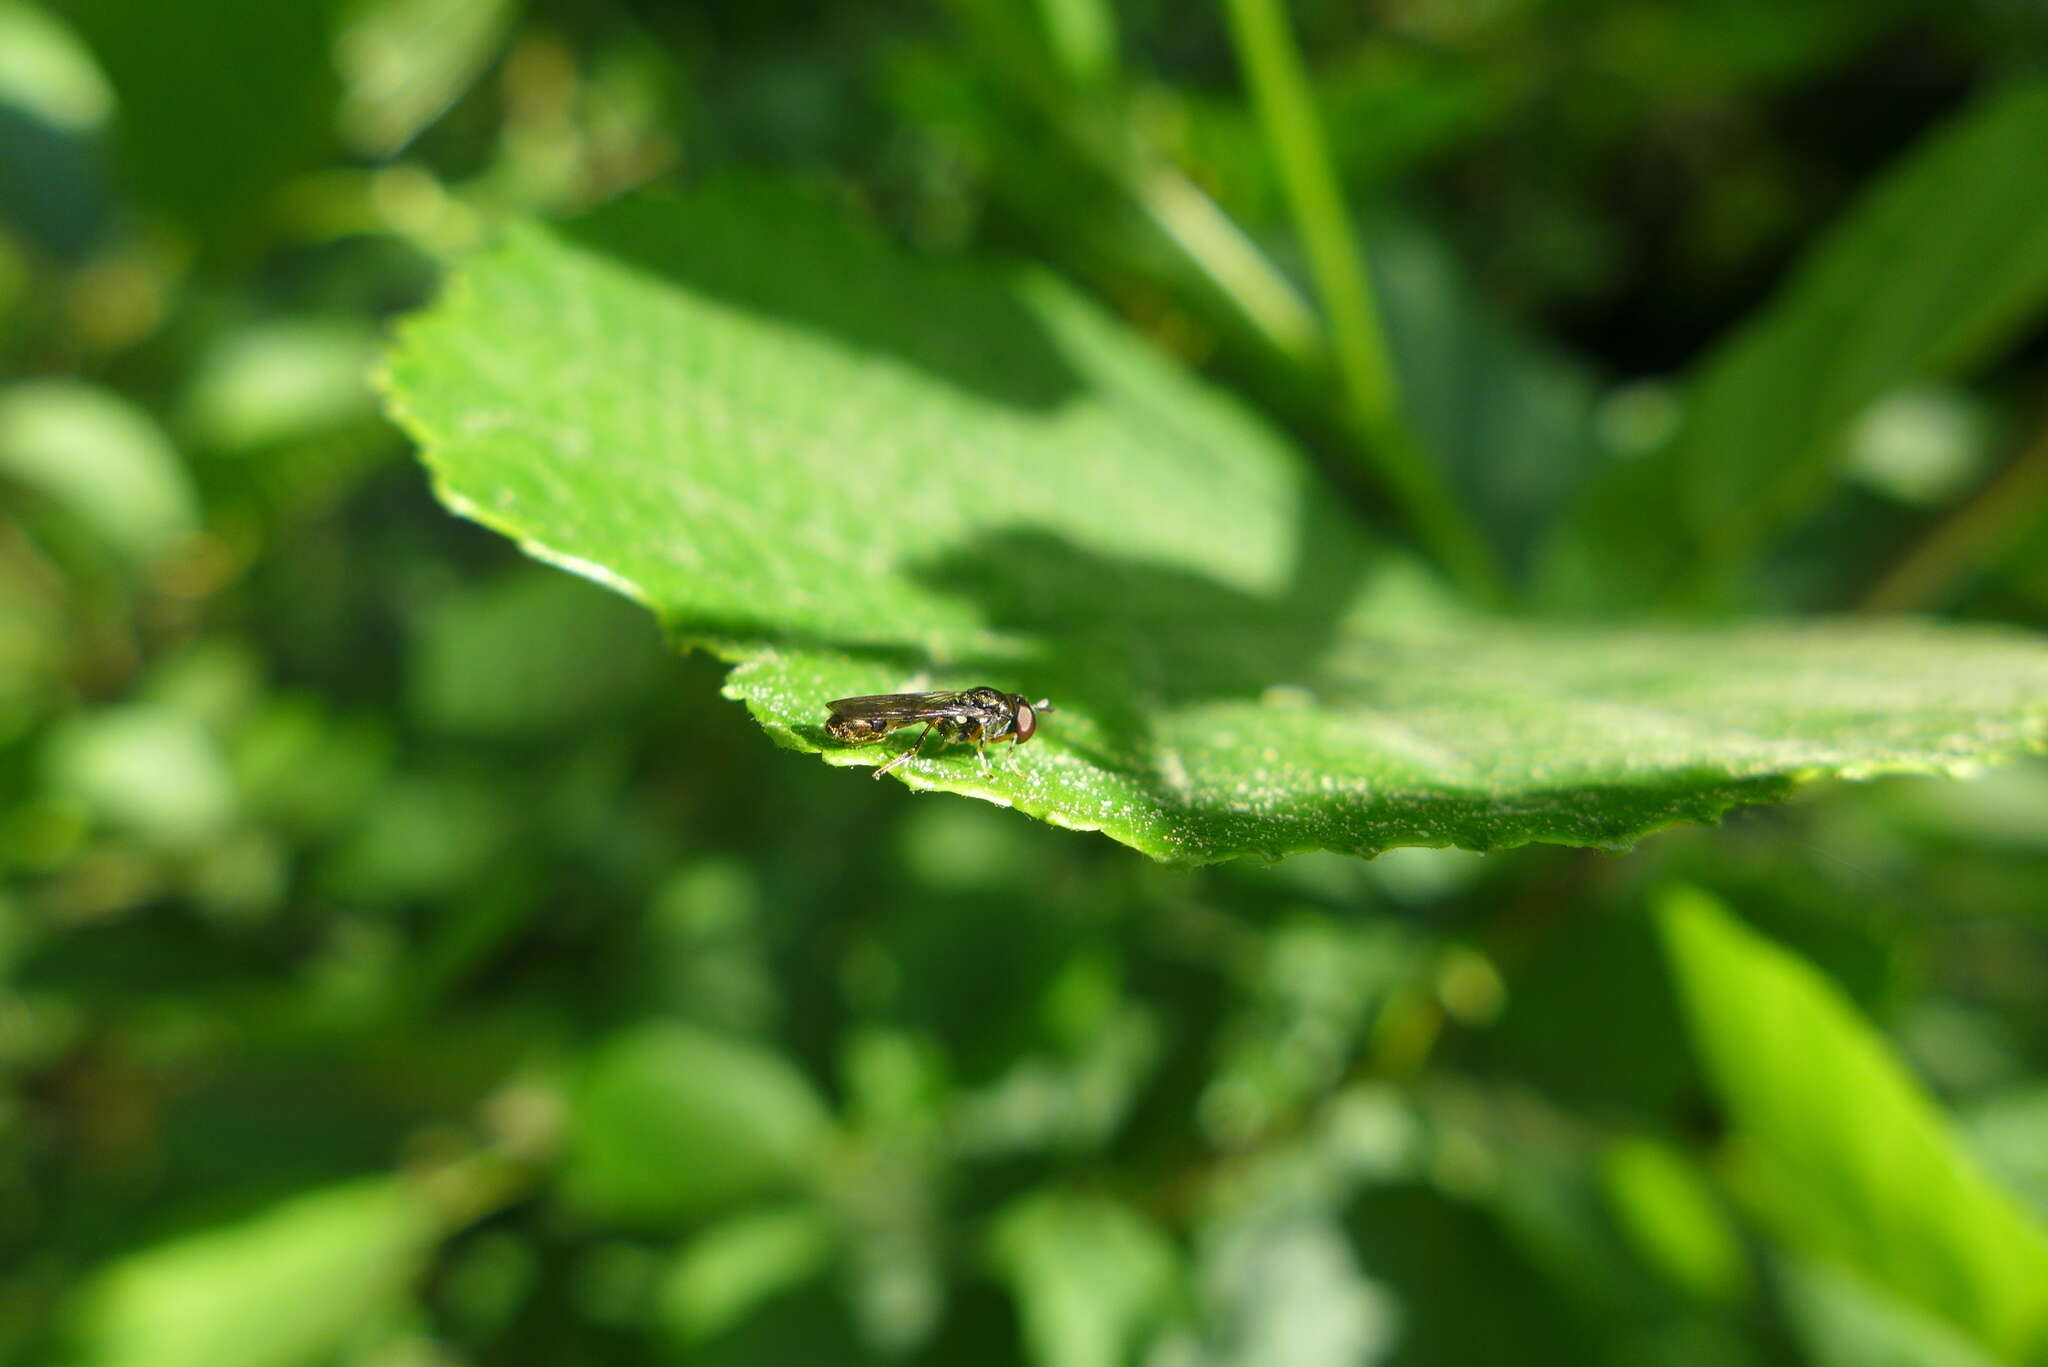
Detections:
[408, 564, 672, 737]
[952, 978, 1159, 1156]
[1962, 1086, 2048, 1222]
[1372, 212, 1606, 576]
[63, 1176, 434, 1367]
[1658, 885, 2048, 1362]
[334, 0, 517, 156]
[1777, 1255, 2006, 1367]
[1191, 1210, 1395, 1367]
[656, 1202, 839, 1346]
[320, 768, 509, 902]
[0, 2, 111, 130]
[1031, 0, 1117, 88]
[637, 859, 777, 1031]
[0, 379, 198, 564]
[1866, 761, 2048, 854]
[179, 317, 382, 453]
[436, 1231, 537, 1344]
[144, 639, 263, 730]
[1485, 1142, 1691, 1332]
[46, 703, 236, 846]
[1317, 43, 1496, 189]
[1584, 0, 1909, 88]
[1600, 1137, 1748, 1305]
[0, 570, 66, 740]
[1201, 914, 1414, 1147]
[0, 1, 114, 255]
[988, 1190, 1180, 1367]
[381, 185, 2048, 861]
[1553, 83, 2048, 605]
[232, 697, 393, 838]
[562, 1023, 834, 1227]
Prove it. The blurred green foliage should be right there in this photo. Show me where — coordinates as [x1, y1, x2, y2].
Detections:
[4, 1, 2048, 1365]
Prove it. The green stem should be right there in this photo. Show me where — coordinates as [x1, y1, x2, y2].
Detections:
[1032, 0, 1119, 88]
[1130, 161, 1325, 365]
[1224, 0, 1502, 601]
[1858, 413, 2048, 612]
[941, 0, 1322, 365]
[1224, 0, 1395, 424]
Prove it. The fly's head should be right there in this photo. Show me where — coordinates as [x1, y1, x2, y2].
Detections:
[1008, 695, 1054, 744]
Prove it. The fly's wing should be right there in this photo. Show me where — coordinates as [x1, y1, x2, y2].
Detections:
[826, 691, 969, 724]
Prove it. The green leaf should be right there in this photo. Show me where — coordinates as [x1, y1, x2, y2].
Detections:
[334, 0, 518, 157]
[988, 1190, 1181, 1367]
[1030, 0, 1118, 88]
[1598, 1136, 1747, 1305]
[1657, 885, 2048, 1362]
[1778, 1255, 2007, 1367]
[46, 703, 237, 847]
[380, 184, 2048, 863]
[0, 2, 116, 255]
[562, 1023, 834, 1227]
[0, 4, 114, 133]
[656, 1203, 839, 1346]
[1963, 1086, 2048, 1221]
[0, 379, 199, 564]
[63, 1177, 434, 1367]
[179, 317, 383, 452]
[1371, 212, 1605, 576]
[1552, 83, 2048, 605]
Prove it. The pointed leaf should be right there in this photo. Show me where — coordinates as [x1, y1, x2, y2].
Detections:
[1553, 83, 2048, 604]
[1658, 886, 2048, 1362]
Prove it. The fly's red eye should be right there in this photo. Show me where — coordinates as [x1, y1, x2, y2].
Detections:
[1013, 701, 1036, 743]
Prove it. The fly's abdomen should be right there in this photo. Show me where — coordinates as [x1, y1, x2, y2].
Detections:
[827, 715, 892, 744]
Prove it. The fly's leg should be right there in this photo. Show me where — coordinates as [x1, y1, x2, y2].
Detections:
[974, 739, 991, 776]
[874, 723, 933, 779]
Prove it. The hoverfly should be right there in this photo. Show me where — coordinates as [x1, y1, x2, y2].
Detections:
[825, 687, 1053, 779]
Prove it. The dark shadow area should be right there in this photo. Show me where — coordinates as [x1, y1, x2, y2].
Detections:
[739, 519, 1797, 855]
[0, 103, 112, 260]
[1349, 1185, 1611, 1364]
[885, 501, 1415, 835]
[536, 186, 1653, 849]
[902, 496, 1396, 716]
[553, 181, 1086, 413]
[657, 461, 1399, 795]
[546, 181, 1406, 793]
[61, 0, 338, 246]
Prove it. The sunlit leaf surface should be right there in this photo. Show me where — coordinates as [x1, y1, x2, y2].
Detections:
[381, 185, 2048, 861]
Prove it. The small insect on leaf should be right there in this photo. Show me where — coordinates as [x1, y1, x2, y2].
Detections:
[825, 687, 1054, 779]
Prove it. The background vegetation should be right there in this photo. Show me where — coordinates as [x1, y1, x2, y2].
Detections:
[6, 1, 2048, 1364]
